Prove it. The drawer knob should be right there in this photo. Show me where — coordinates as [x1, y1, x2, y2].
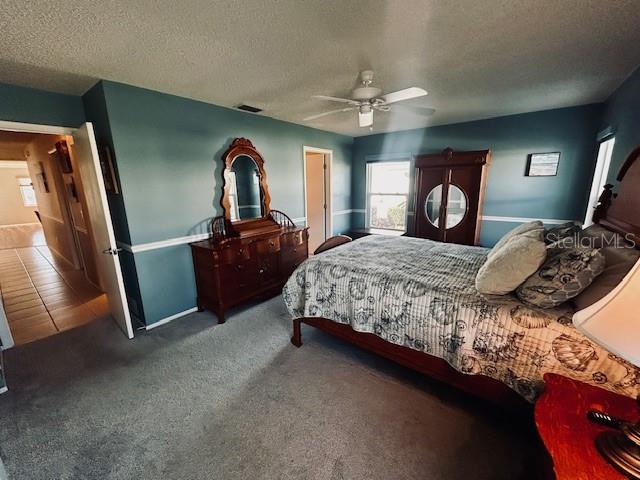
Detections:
[259, 268, 264, 274]
[269, 241, 274, 247]
[293, 248, 297, 253]
[236, 264, 244, 270]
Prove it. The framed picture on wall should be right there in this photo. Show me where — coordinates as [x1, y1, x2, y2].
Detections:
[526, 152, 560, 176]
[55, 141, 73, 173]
[98, 144, 120, 194]
[36, 162, 50, 193]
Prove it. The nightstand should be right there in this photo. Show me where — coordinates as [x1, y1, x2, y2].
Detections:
[535, 373, 639, 479]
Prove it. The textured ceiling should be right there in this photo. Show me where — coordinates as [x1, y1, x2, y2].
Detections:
[1, 0, 639, 137]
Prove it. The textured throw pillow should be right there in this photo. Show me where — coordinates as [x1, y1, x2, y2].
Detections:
[544, 222, 581, 245]
[573, 246, 640, 310]
[576, 224, 628, 249]
[488, 220, 544, 259]
[516, 248, 605, 309]
[476, 228, 547, 295]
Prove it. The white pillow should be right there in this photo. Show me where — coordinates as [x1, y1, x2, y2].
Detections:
[476, 228, 547, 295]
[488, 220, 544, 259]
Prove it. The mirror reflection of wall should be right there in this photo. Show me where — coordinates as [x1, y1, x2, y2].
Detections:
[424, 184, 443, 227]
[229, 155, 262, 221]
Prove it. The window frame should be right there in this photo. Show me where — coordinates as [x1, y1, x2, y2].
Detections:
[17, 177, 37, 207]
[365, 159, 411, 232]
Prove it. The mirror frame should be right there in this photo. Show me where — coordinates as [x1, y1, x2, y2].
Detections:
[220, 138, 272, 222]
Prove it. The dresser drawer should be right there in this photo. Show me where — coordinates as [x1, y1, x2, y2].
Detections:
[220, 261, 258, 291]
[256, 236, 280, 255]
[258, 254, 280, 285]
[220, 244, 252, 264]
[282, 230, 306, 248]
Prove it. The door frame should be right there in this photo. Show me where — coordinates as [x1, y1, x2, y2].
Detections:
[0, 120, 74, 136]
[302, 146, 333, 241]
[0, 121, 74, 350]
[0, 119, 132, 340]
[583, 135, 616, 227]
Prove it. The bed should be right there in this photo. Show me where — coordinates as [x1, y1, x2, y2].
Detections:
[283, 146, 640, 409]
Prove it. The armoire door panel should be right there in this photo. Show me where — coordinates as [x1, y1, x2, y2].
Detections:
[414, 167, 447, 241]
[444, 166, 482, 244]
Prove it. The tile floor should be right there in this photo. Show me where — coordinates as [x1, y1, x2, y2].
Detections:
[0, 245, 109, 345]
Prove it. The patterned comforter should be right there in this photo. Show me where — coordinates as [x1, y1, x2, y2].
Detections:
[283, 235, 640, 402]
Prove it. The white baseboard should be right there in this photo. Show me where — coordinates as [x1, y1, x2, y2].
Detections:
[145, 307, 198, 331]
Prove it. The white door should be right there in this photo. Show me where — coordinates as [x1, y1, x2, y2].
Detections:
[71, 123, 134, 338]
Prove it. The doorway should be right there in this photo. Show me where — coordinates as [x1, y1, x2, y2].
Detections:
[0, 121, 133, 348]
[304, 147, 332, 254]
[584, 136, 616, 227]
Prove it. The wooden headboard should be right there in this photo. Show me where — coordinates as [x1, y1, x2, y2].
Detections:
[593, 146, 640, 246]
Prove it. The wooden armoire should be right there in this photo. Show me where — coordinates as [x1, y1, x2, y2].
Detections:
[413, 148, 491, 245]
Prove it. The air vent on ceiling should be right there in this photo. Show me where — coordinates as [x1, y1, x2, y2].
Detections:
[236, 104, 262, 113]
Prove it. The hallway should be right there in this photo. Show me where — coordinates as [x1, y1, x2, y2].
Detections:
[0, 245, 109, 345]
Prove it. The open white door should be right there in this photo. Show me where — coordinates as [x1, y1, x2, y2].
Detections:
[71, 123, 134, 339]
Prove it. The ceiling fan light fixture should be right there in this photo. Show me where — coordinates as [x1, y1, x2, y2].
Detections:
[358, 109, 373, 128]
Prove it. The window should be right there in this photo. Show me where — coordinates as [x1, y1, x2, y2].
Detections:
[584, 136, 615, 226]
[366, 161, 410, 231]
[18, 177, 37, 207]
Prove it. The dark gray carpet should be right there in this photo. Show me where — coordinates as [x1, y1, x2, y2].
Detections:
[0, 297, 546, 479]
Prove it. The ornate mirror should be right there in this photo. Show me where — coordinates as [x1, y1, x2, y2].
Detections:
[220, 138, 272, 222]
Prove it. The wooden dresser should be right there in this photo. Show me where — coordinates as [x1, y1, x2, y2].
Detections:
[191, 215, 307, 323]
[190, 137, 308, 323]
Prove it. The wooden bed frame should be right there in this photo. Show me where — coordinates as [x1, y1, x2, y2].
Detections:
[290, 146, 640, 411]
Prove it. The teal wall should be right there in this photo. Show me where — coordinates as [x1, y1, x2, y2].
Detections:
[352, 105, 603, 246]
[93, 81, 353, 325]
[82, 83, 145, 323]
[600, 66, 640, 183]
[0, 82, 85, 127]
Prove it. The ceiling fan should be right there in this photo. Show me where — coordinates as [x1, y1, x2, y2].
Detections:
[304, 70, 434, 128]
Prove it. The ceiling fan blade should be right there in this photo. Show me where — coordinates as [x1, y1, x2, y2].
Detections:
[304, 107, 354, 121]
[393, 104, 436, 116]
[358, 110, 373, 128]
[382, 87, 428, 105]
[312, 95, 359, 105]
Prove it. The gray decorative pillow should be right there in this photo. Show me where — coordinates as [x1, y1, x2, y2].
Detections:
[544, 222, 581, 245]
[488, 220, 544, 259]
[573, 246, 640, 310]
[476, 227, 547, 295]
[578, 224, 629, 249]
[516, 248, 605, 309]
[547, 223, 629, 255]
